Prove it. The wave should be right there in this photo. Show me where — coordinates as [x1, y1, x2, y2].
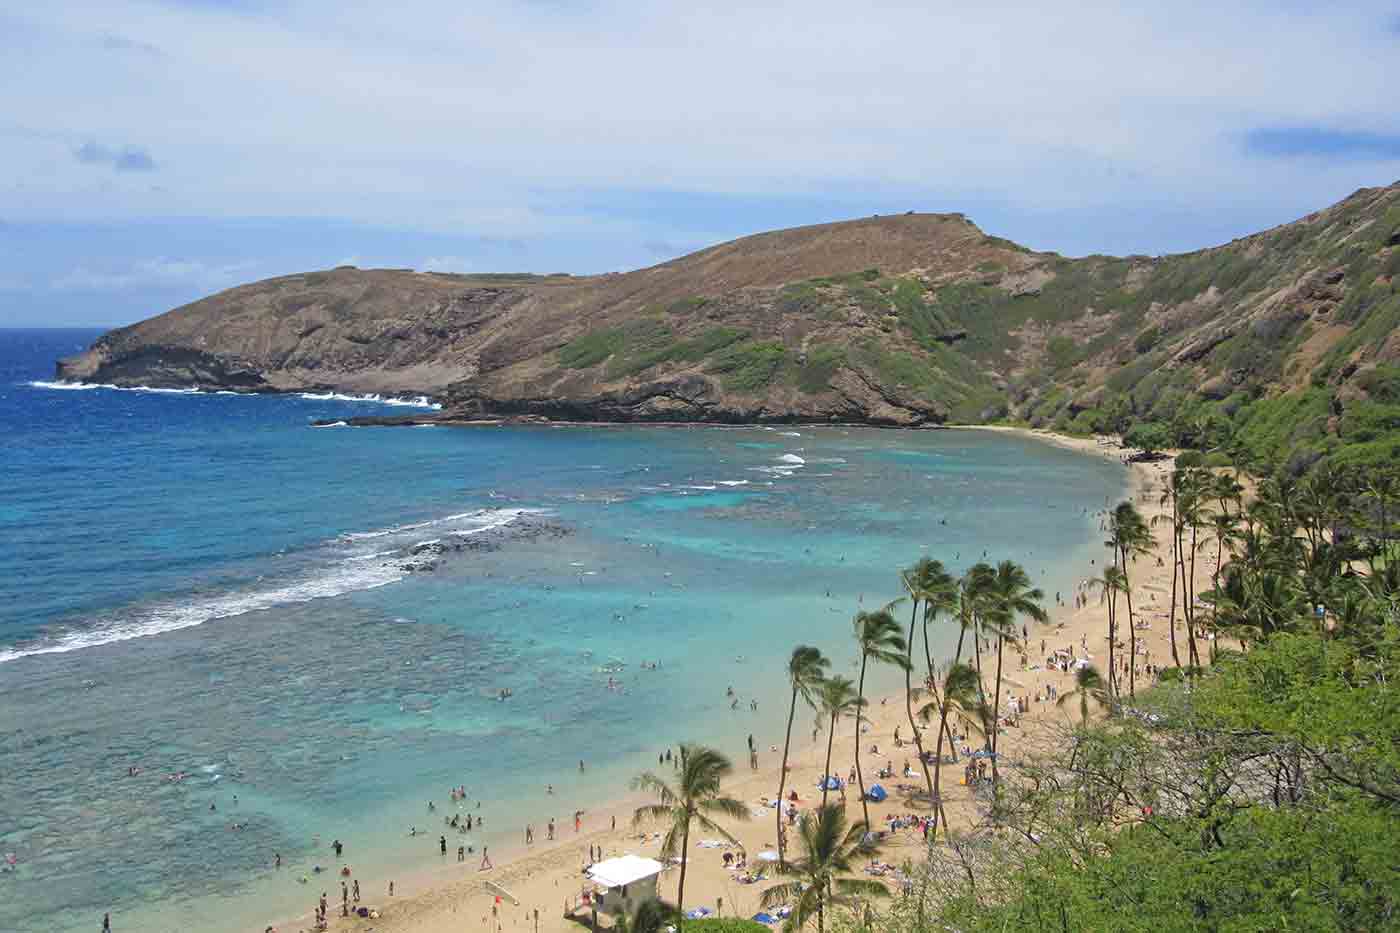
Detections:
[28, 380, 202, 394]
[717, 480, 749, 486]
[297, 391, 441, 410]
[776, 454, 806, 464]
[27, 381, 440, 409]
[0, 557, 408, 664]
[341, 507, 538, 541]
[313, 420, 348, 428]
[0, 507, 541, 664]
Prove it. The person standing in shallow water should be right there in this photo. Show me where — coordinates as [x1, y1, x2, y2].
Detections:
[102, 913, 111, 932]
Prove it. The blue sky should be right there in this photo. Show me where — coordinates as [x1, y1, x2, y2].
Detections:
[2, 1, 1399, 327]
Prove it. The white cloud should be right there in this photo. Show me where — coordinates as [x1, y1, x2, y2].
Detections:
[52, 258, 258, 292]
[1, 1, 1397, 252]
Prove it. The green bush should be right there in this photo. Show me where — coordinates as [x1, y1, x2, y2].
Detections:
[1174, 449, 1205, 467]
[559, 328, 626, 368]
[794, 345, 846, 394]
[707, 341, 790, 392]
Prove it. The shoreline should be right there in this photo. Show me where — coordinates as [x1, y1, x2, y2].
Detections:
[278, 427, 1183, 933]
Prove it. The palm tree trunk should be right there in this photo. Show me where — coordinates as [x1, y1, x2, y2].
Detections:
[905, 609, 935, 808]
[990, 633, 1004, 783]
[1187, 523, 1200, 670]
[1168, 501, 1182, 669]
[1106, 587, 1118, 697]
[676, 812, 691, 933]
[854, 653, 871, 828]
[821, 712, 838, 808]
[1121, 549, 1137, 700]
[776, 686, 798, 865]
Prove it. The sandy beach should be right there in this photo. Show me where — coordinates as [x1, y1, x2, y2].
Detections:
[291, 427, 1205, 933]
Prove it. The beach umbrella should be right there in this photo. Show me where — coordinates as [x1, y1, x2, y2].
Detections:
[752, 913, 777, 925]
[756, 850, 780, 862]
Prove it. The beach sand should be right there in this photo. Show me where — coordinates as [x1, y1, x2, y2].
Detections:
[290, 428, 1209, 933]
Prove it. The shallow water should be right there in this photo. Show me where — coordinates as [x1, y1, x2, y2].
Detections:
[0, 329, 1127, 932]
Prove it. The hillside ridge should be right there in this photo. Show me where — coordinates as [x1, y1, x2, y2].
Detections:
[58, 183, 1400, 466]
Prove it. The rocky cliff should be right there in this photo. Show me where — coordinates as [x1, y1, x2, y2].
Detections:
[59, 184, 1400, 455]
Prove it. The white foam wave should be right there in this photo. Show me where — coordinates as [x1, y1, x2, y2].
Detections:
[298, 391, 441, 409]
[0, 558, 407, 664]
[29, 380, 202, 394]
[777, 454, 806, 464]
[0, 507, 543, 664]
[779, 431, 802, 436]
[342, 508, 536, 541]
[681, 485, 717, 491]
[718, 480, 749, 486]
[26, 381, 440, 409]
[313, 420, 348, 428]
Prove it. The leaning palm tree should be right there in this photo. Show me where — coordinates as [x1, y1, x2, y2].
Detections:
[899, 558, 956, 806]
[983, 561, 1047, 779]
[1086, 565, 1128, 697]
[815, 676, 863, 808]
[776, 646, 829, 865]
[759, 804, 888, 933]
[1107, 502, 1152, 697]
[1056, 663, 1110, 725]
[631, 744, 749, 930]
[852, 607, 909, 826]
[917, 660, 982, 839]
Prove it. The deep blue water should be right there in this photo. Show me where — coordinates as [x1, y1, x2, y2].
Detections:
[0, 329, 1127, 932]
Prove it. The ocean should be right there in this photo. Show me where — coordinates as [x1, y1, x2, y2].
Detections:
[0, 328, 1127, 932]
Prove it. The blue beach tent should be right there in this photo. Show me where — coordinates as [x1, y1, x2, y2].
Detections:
[867, 783, 888, 802]
[752, 913, 777, 925]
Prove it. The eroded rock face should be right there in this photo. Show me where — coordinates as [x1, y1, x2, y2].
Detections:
[54, 182, 1400, 428]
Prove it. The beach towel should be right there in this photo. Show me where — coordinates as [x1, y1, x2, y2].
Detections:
[752, 913, 776, 924]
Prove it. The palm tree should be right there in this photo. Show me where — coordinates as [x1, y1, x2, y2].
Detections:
[616, 898, 679, 933]
[1204, 509, 1241, 659]
[1056, 664, 1110, 725]
[984, 561, 1047, 779]
[852, 608, 909, 825]
[631, 744, 749, 930]
[1086, 566, 1128, 696]
[900, 559, 955, 805]
[917, 660, 982, 838]
[776, 646, 829, 865]
[815, 676, 863, 808]
[758, 804, 888, 933]
[1107, 502, 1152, 697]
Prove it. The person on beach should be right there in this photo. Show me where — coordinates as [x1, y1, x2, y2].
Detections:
[481, 847, 493, 870]
[525, 825, 533, 845]
[548, 818, 555, 840]
[102, 913, 111, 932]
[440, 835, 447, 855]
[352, 879, 359, 903]
[389, 881, 395, 896]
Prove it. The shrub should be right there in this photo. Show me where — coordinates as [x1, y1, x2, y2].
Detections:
[559, 328, 625, 368]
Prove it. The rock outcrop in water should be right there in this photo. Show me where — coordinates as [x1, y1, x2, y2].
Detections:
[58, 183, 1400, 440]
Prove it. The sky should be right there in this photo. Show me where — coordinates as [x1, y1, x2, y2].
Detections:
[2, 1, 1399, 327]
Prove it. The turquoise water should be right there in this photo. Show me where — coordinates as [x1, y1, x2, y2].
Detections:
[0, 330, 1126, 932]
